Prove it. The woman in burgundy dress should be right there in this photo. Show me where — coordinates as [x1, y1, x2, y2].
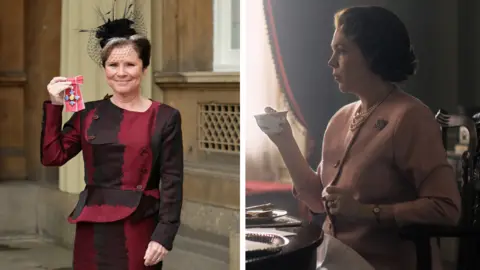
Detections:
[40, 7, 183, 270]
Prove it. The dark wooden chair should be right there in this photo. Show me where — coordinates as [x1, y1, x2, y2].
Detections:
[399, 109, 480, 270]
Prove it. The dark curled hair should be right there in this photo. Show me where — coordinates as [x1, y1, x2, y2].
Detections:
[100, 35, 151, 69]
[334, 6, 417, 82]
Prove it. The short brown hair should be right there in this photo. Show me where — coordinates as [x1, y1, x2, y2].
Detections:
[334, 6, 417, 82]
[100, 35, 151, 69]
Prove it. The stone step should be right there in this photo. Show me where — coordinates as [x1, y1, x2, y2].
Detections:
[163, 234, 230, 270]
[164, 247, 229, 270]
[173, 234, 230, 263]
[0, 237, 72, 270]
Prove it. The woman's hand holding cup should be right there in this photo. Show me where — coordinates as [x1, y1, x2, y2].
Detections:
[47, 77, 72, 105]
[255, 106, 295, 146]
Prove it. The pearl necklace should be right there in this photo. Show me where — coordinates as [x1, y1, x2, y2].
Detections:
[349, 90, 393, 131]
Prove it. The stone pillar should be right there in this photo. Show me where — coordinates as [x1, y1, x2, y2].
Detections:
[59, 0, 153, 193]
[229, 232, 240, 270]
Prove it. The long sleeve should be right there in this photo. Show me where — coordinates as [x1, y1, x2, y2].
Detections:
[291, 105, 357, 214]
[292, 161, 325, 213]
[380, 106, 461, 226]
[150, 109, 184, 250]
[40, 101, 82, 166]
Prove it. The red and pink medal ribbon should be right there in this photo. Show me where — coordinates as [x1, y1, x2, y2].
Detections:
[64, 75, 85, 112]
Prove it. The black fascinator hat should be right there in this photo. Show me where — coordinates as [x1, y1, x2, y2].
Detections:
[79, 0, 147, 66]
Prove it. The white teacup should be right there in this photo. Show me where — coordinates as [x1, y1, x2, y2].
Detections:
[254, 110, 288, 135]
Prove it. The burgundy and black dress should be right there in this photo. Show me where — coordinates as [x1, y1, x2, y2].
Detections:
[40, 98, 184, 270]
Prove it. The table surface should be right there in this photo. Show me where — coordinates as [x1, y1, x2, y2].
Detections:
[246, 215, 303, 229]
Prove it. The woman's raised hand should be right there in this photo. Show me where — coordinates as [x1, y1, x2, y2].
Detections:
[257, 106, 295, 147]
[47, 77, 72, 105]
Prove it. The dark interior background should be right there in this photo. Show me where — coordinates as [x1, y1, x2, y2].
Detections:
[264, 0, 480, 166]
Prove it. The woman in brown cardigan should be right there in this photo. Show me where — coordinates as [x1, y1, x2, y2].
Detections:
[260, 6, 461, 270]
